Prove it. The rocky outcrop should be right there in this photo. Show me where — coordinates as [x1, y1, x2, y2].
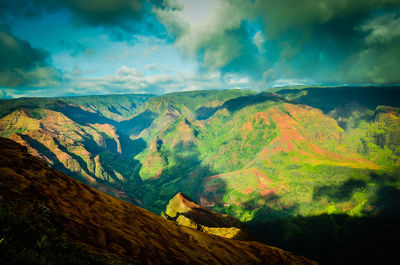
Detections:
[162, 192, 250, 240]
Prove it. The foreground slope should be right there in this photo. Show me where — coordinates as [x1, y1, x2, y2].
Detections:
[0, 137, 317, 265]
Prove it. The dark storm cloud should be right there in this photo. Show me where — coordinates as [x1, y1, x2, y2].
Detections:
[0, 24, 61, 88]
[0, 0, 168, 34]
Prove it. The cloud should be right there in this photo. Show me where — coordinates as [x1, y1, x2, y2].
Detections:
[64, 66, 175, 95]
[1, 0, 142, 23]
[360, 12, 400, 45]
[228, 76, 250, 86]
[270, 79, 316, 88]
[0, 24, 61, 88]
[341, 12, 400, 83]
[2, 0, 400, 95]
[101, 67, 248, 94]
[155, 0, 400, 84]
[155, 0, 259, 74]
[71, 65, 82, 76]
[144, 63, 159, 71]
[253, 0, 400, 36]
[1, 66, 248, 97]
[58, 40, 96, 58]
[0, 0, 167, 36]
[116, 66, 145, 76]
[0, 88, 12, 99]
[252, 31, 265, 53]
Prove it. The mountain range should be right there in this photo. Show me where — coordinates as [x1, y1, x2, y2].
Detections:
[0, 86, 399, 263]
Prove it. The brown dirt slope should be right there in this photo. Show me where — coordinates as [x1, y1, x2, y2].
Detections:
[0, 137, 318, 265]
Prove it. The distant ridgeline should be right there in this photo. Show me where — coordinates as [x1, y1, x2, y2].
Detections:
[0, 86, 399, 264]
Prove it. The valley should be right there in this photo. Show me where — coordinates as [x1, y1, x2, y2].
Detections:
[0, 86, 399, 264]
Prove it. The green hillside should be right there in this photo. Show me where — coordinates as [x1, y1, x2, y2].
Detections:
[0, 87, 399, 263]
[0, 94, 154, 121]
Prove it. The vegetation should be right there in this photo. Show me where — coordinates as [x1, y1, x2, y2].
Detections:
[0, 86, 399, 263]
[0, 201, 131, 265]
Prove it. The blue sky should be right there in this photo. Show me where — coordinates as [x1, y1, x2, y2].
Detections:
[0, 0, 400, 98]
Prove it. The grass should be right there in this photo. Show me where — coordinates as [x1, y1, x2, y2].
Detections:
[0, 201, 131, 265]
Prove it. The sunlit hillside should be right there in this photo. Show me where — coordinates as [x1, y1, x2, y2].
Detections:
[1, 86, 399, 263]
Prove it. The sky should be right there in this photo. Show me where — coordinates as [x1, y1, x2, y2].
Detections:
[0, 0, 400, 98]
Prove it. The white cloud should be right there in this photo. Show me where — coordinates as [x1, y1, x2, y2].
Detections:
[252, 31, 265, 53]
[228, 76, 250, 85]
[59, 67, 252, 96]
[144, 63, 159, 71]
[270, 79, 315, 87]
[154, 0, 252, 71]
[116, 66, 144, 76]
[71, 65, 82, 76]
[180, 0, 217, 28]
[359, 13, 400, 45]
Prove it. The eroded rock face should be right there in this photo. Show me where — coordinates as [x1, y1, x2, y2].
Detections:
[163, 192, 250, 240]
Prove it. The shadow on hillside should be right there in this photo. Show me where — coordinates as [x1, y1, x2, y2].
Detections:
[142, 141, 218, 214]
[52, 138, 94, 177]
[18, 134, 88, 184]
[46, 100, 152, 157]
[244, 194, 299, 219]
[196, 92, 286, 120]
[313, 178, 367, 202]
[118, 135, 147, 158]
[118, 110, 157, 137]
[245, 170, 400, 264]
[49, 101, 117, 126]
[248, 214, 400, 265]
[313, 171, 400, 217]
[47, 136, 144, 197]
[106, 104, 122, 115]
[277, 86, 400, 113]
